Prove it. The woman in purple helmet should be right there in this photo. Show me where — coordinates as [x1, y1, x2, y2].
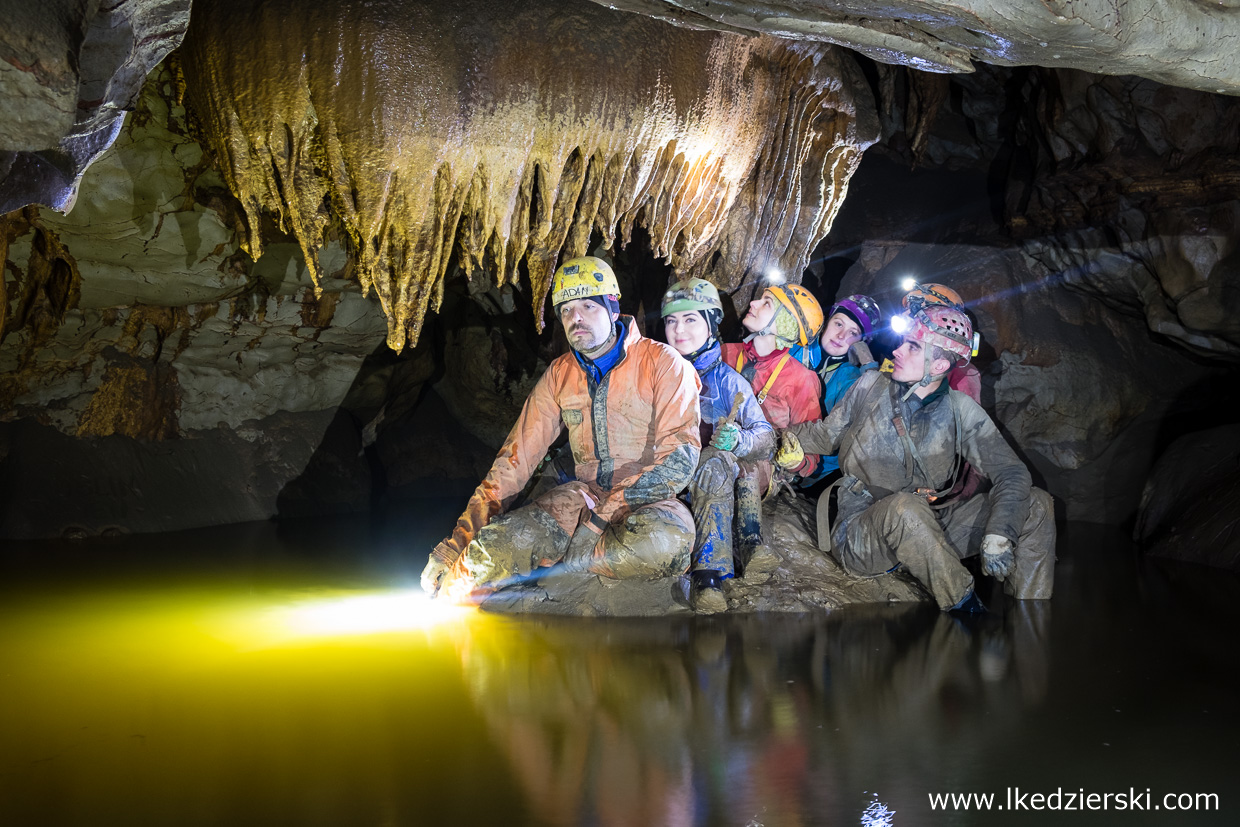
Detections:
[792, 294, 883, 479]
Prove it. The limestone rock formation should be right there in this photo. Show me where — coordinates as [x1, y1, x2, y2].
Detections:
[178, 0, 877, 350]
[0, 0, 192, 213]
[590, 0, 1240, 96]
[0, 65, 391, 537]
[799, 62, 1236, 523]
[1007, 71, 1240, 361]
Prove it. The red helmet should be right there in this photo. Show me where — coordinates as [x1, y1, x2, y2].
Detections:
[899, 305, 974, 365]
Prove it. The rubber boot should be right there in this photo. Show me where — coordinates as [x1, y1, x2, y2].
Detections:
[690, 570, 728, 615]
[948, 588, 987, 616]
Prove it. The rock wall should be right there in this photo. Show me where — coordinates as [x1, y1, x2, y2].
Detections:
[801, 64, 1237, 524]
[1, 65, 391, 538]
[0, 0, 192, 213]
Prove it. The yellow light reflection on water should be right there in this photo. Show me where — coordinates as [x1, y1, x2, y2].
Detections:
[270, 589, 471, 636]
[0, 576, 521, 827]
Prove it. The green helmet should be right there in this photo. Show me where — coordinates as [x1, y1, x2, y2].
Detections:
[661, 278, 723, 317]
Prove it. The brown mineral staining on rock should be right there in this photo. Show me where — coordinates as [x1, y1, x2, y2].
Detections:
[179, 0, 874, 350]
[0, 208, 82, 352]
[76, 361, 181, 440]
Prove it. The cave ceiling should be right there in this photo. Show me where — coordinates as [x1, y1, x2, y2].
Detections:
[591, 0, 1240, 95]
[3, 0, 1240, 352]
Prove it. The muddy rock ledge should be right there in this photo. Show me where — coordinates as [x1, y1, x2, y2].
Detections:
[481, 494, 927, 617]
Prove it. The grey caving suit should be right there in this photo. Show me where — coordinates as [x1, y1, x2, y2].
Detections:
[787, 371, 1055, 609]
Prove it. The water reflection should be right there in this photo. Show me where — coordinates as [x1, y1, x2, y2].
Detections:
[5, 518, 1235, 826]
[455, 603, 1050, 825]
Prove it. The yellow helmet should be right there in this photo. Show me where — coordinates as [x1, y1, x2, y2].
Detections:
[550, 257, 621, 307]
[767, 284, 824, 347]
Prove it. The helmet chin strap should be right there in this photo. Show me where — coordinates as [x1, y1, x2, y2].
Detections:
[743, 317, 776, 344]
[899, 347, 950, 402]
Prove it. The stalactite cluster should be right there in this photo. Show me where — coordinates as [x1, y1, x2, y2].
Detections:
[179, 0, 874, 350]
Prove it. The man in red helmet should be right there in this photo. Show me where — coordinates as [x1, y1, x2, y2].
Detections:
[774, 304, 1055, 613]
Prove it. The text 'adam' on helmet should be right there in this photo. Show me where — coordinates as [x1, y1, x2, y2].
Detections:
[829, 294, 883, 339]
[767, 284, 824, 347]
[901, 304, 974, 365]
[661, 278, 723, 317]
[551, 257, 621, 307]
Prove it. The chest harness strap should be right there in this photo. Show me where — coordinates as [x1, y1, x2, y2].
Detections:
[735, 351, 791, 405]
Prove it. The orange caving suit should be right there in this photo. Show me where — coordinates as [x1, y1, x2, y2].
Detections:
[435, 316, 702, 596]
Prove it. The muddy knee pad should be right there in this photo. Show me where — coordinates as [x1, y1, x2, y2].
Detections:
[595, 498, 694, 580]
[462, 504, 569, 587]
[690, 450, 739, 501]
[532, 481, 596, 537]
[1006, 487, 1056, 600]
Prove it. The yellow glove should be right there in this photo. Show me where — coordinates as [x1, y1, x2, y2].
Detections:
[775, 432, 805, 470]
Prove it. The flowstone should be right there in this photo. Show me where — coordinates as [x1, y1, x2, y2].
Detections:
[479, 494, 928, 616]
[179, 0, 876, 351]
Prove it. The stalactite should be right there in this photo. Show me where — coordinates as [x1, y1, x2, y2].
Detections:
[180, 0, 875, 350]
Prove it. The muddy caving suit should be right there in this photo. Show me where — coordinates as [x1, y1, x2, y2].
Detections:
[685, 341, 775, 578]
[787, 371, 1055, 609]
[435, 317, 702, 596]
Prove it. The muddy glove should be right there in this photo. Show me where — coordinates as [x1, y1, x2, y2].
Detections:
[848, 340, 875, 368]
[562, 513, 606, 571]
[981, 534, 1015, 581]
[711, 422, 741, 452]
[421, 544, 454, 595]
[774, 432, 805, 470]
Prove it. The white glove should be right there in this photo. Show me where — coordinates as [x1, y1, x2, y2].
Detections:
[981, 534, 1015, 581]
[421, 554, 450, 595]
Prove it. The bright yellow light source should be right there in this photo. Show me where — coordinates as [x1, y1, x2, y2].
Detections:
[278, 590, 471, 636]
[766, 268, 785, 284]
[901, 276, 917, 292]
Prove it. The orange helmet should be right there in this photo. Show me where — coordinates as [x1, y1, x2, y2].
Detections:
[903, 282, 964, 310]
[766, 284, 824, 347]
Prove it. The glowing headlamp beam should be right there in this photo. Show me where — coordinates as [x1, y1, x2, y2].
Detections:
[274, 590, 470, 636]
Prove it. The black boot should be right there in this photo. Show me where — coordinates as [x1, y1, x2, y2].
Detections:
[948, 588, 988, 616]
[690, 570, 728, 615]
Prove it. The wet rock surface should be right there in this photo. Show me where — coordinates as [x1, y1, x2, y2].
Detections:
[480, 495, 928, 616]
[0, 0, 192, 213]
[1135, 425, 1240, 572]
[589, 0, 1240, 96]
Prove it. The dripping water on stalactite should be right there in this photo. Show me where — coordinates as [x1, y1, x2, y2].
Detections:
[178, 0, 876, 350]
